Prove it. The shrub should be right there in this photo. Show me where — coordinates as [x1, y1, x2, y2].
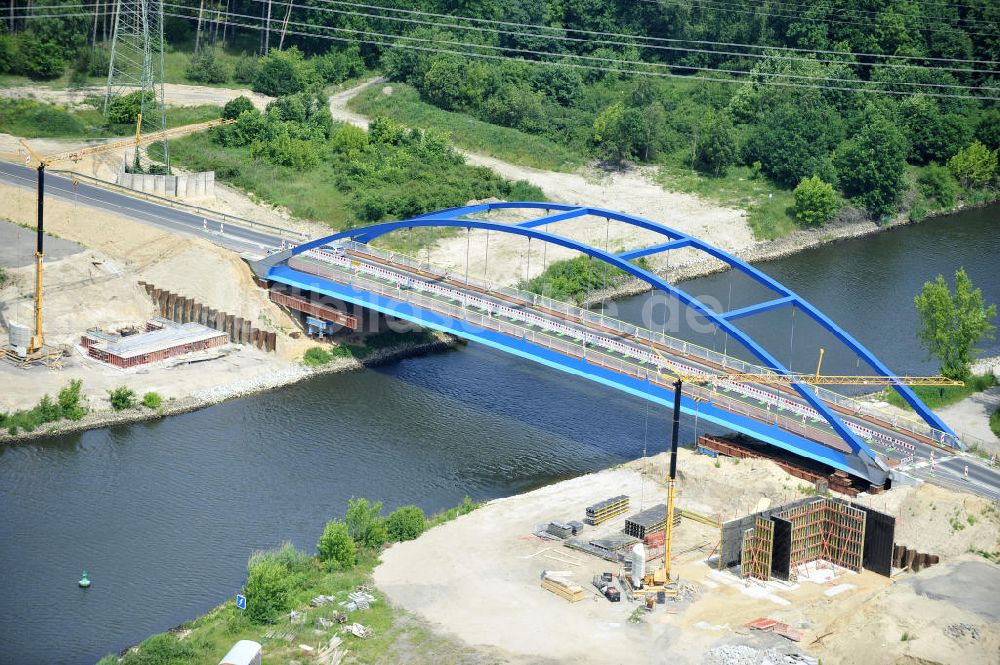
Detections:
[991, 406, 1000, 438]
[185, 47, 229, 84]
[313, 46, 364, 84]
[345, 497, 388, 549]
[57, 379, 86, 420]
[386, 505, 426, 542]
[119, 633, 195, 665]
[142, 392, 162, 409]
[250, 133, 319, 170]
[316, 518, 356, 569]
[222, 95, 256, 120]
[242, 557, 290, 624]
[106, 91, 154, 125]
[793, 175, 839, 226]
[16, 37, 65, 80]
[252, 47, 315, 96]
[303, 347, 332, 366]
[233, 53, 259, 84]
[948, 141, 998, 188]
[918, 163, 960, 208]
[108, 386, 137, 411]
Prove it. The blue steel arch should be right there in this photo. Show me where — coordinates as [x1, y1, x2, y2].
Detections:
[285, 203, 954, 481]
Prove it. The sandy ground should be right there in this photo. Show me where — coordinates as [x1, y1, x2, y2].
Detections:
[6, 79, 754, 288]
[333, 81, 754, 286]
[375, 450, 1000, 665]
[0, 184, 314, 413]
[0, 83, 273, 110]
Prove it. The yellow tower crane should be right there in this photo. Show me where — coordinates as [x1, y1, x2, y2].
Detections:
[10, 117, 234, 362]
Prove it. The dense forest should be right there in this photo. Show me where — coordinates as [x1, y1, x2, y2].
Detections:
[1, 0, 998, 226]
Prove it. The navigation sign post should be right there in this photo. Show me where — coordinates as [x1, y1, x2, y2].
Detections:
[235, 594, 246, 611]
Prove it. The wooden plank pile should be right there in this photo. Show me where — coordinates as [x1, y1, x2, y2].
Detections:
[540, 573, 585, 602]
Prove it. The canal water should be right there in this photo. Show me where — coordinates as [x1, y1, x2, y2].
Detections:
[2, 206, 998, 664]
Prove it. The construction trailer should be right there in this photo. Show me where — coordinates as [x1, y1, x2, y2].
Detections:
[82, 319, 227, 368]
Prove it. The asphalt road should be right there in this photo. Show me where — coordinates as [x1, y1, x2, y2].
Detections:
[0, 161, 285, 253]
[5, 159, 999, 501]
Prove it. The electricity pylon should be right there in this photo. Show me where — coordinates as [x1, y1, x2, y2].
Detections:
[104, 0, 169, 172]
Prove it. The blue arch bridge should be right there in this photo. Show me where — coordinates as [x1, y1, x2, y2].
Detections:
[254, 202, 966, 489]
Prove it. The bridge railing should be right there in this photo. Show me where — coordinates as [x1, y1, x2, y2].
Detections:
[329, 240, 960, 450]
[293, 251, 917, 461]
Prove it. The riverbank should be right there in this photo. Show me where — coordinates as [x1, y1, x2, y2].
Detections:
[0, 334, 461, 445]
[581, 197, 999, 307]
[112, 448, 1000, 665]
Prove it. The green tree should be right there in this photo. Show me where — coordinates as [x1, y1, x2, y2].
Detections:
[592, 102, 644, 166]
[345, 497, 388, 549]
[316, 518, 356, 569]
[834, 106, 909, 218]
[948, 141, 998, 188]
[793, 175, 839, 226]
[57, 379, 86, 421]
[106, 91, 154, 125]
[16, 37, 65, 80]
[917, 163, 959, 208]
[252, 47, 315, 96]
[222, 96, 256, 120]
[914, 268, 997, 379]
[743, 102, 842, 188]
[242, 557, 290, 624]
[421, 56, 474, 111]
[695, 112, 738, 176]
[386, 505, 426, 541]
[108, 386, 137, 410]
[185, 47, 229, 84]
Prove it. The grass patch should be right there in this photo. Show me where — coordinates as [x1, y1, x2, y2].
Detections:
[519, 254, 652, 304]
[883, 374, 997, 411]
[97, 497, 483, 665]
[349, 83, 584, 173]
[656, 163, 800, 240]
[302, 330, 438, 367]
[0, 97, 221, 140]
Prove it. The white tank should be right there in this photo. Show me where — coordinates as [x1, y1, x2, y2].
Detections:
[8, 322, 31, 349]
[630, 543, 646, 588]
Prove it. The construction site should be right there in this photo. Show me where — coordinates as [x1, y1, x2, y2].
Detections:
[375, 444, 1000, 665]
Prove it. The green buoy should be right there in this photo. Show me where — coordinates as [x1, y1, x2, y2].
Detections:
[79, 571, 91, 588]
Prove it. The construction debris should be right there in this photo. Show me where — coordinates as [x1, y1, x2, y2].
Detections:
[261, 630, 295, 642]
[311, 594, 336, 607]
[316, 635, 346, 665]
[343, 623, 372, 639]
[944, 623, 981, 641]
[540, 572, 585, 603]
[348, 590, 377, 610]
[585, 495, 629, 525]
[746, 617, 804, 642]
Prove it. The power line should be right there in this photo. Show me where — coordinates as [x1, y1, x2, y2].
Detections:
[637, 0, 1000, 38]
[298, 0, 1000, 66]
[683, 0, 998, 30]
[161, 6, 1000, 100]
[237, 0, 1000, 76]
[170, 2, 997, 94]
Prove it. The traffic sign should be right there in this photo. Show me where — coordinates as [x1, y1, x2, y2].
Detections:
[236, 594, 246, 610]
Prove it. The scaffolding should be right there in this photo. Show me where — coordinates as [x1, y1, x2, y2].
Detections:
[740, 516, 774, 581]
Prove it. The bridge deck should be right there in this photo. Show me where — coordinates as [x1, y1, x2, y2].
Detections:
[269, 244, 957, 483]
